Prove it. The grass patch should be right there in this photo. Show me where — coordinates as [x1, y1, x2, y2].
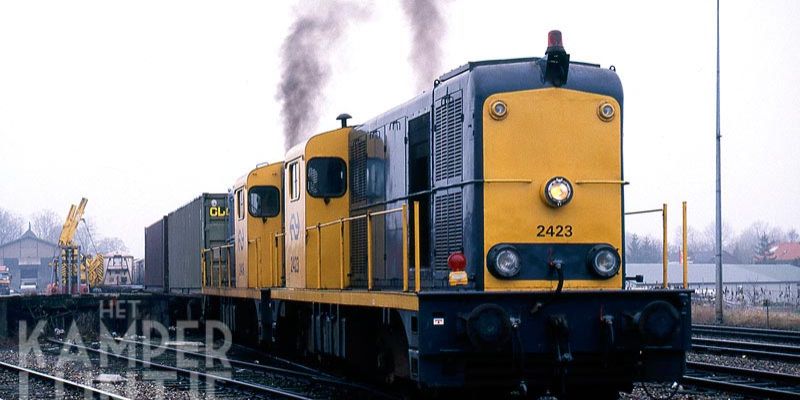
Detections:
[692, 302, 800, 331]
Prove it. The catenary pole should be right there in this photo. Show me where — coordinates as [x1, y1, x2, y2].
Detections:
[715, 0, 724, 323]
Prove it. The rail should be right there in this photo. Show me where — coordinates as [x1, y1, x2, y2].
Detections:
[50, 339, 312, 400]
[684, 361, 800, 399]
[0, 359, 130, 400]
[692, 324, 800, 342]
[691, 337, 800, 362]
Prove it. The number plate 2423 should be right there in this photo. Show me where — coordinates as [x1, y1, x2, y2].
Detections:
[536, 225, 573, 238]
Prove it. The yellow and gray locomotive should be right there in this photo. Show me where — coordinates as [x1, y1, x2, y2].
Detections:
[197, 31, 690, 398]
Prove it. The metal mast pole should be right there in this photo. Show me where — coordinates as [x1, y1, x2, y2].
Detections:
[715, 0, 724, 323]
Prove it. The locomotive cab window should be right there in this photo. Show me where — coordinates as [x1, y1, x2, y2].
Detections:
[248, 186, 280, 218]
[307, 157, 347, 198]
[288, 161, 300, 201]
[236, 188, 245, 220]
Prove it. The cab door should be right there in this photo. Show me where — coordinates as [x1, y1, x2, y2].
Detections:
[233, 179, 248, 288]
[284, 156, 306, 288]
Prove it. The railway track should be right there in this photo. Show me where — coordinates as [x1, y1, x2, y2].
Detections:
[693, 324, 800, 344]
[0, 359, 130, 399]
[691, 337, 800, 362]
[49, 338, 398, 400]
[684, 361, 800, 399]
[49, 338, 314, 399]
[684, 325, 800, 399]
[112, 337, 398, 399]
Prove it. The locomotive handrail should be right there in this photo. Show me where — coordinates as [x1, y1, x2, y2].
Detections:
[303, 212, 374, 231]
[624, 204, 690, 289]
[205, 204, 421, 293]
[624, 208, 662, 216]
[299, 204, 417, 292]
[483, 178, 533, 184]
[201, 244, 234, 289]
[249, 238, 260, 287]
[575, 179, 629, 185]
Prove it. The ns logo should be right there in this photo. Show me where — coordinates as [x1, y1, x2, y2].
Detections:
[289, 213, 300, 240]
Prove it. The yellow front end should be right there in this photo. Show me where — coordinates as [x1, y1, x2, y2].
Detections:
[483, 87, 623, 291]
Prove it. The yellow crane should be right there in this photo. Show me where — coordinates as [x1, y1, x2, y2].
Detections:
[49, 198, 104, 294]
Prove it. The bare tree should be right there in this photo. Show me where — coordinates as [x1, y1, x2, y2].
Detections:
[31, 209, 63, 244]
[74, 217, 99, 252]
[96, 237, 128, 255]
[0, 208, 24, 245]
[768, 226, 787, 243]
[701, 222, 737, 253]
[788, 228, 799, 243]
[70, 218, 128, 255]
[733, 221, 770, 264]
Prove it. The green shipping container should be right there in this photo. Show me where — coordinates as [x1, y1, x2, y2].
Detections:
[166, 193, 228, 293]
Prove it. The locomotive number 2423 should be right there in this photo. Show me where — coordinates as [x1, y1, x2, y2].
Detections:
[536, 224, 573, 238]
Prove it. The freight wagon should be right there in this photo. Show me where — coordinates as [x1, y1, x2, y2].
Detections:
[144, 193, 229, 294]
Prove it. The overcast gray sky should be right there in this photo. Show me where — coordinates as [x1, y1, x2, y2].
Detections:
[1, 0, 798, 258]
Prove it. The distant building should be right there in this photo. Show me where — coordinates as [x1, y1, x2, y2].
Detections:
[0, 224, 58, 293]
[626, 262, 800, 305]
[689, 250, 740, 264]
[772, 242, 800, 266]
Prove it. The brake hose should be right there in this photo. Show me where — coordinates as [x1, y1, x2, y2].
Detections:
[552, 260, 564, 295]
[530, 260, 564, 315]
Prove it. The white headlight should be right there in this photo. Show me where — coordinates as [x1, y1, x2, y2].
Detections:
[543, 177, 573, 207]
[492, 248, 521, 278]
[589, 246, 620, 278]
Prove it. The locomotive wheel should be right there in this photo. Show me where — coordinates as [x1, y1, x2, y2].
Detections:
[375, 323, 410, 384]
[375, 347, 394, 383]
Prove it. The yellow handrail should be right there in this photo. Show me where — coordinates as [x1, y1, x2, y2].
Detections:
[205, 205, 417, 293]
[402, 204, 408, 292]
[273, 233, 279, 287]
[316, 223, 322, 289]
[201, 250, 206, 288]
[575, 179, 629, 185]
[226, 246, 232, 288]
[682, 201, 688, 289]
[367, 211, 373, 291]
[339, 219, 345, 289]
[662, 203, 668, 289]
[200, 244, 235, 289]
[414, 201, 421, 293]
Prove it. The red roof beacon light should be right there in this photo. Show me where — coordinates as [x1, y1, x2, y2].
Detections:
[447, 252, 467, 272]
[547, 30, 564, 52]
[543, 29, 570, 87]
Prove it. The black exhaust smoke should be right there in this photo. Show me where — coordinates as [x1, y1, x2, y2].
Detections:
[400, 0, 446, 92]
[277, 2, 369, 151]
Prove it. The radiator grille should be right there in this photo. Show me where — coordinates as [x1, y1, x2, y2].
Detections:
[349, 217, 367, 286]
[349, 135, 367, 204]
[433, 191, 463, 271]
[433, 91, 463, 182]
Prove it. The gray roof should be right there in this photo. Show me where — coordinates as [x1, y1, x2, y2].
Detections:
[626, 263, 800, 285]
[0, 226, 59, 251]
